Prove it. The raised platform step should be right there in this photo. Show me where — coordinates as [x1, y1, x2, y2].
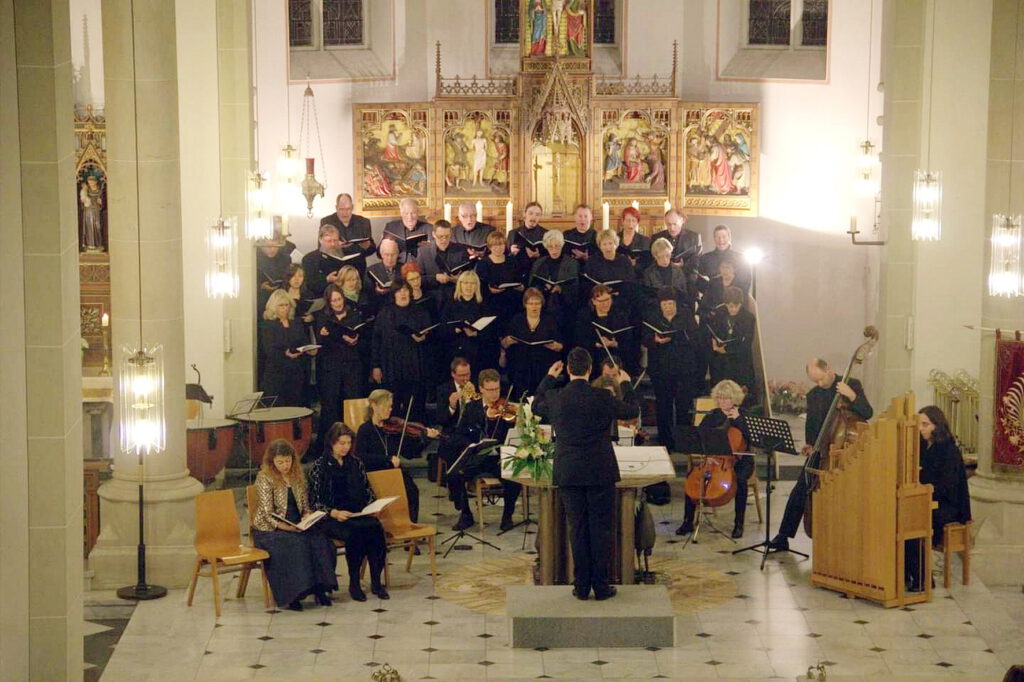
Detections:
[507, 585, 674, 648]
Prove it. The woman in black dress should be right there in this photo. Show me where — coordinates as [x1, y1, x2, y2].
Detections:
[643, 237, 691, 315]
[574, 284, 639, 376]
[582, 229, 639, 315]
[338, 264, 374, 388]
[529, 229, 580, 341]
[402, 261, 443, 400]
[308, 423, 390, 601]
[705, 286, 756, 399]
[442, 271, 497, 370]
[314, 284, 365, 446]
[354, 389, 439, 523]
[476, 230, 524, 328]
[501, 288, 564, 397]
[259, 289, 316, 407]
[918, 406, 972, 546]
[618, 206, 653, 274]
[371, 282, 433, 422]
[250, 439, 338, 610]
[699, 256, 745, 320]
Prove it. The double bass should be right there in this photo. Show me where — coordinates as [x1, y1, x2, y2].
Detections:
[802, 326, 879, 537]
[684, 420, 749, 508]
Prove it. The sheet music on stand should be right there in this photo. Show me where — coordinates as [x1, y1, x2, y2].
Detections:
[227, 392, 276, 418]
[743, 416, 798, 455]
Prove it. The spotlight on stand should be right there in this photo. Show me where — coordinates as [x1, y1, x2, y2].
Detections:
[744, 247, 765, 299]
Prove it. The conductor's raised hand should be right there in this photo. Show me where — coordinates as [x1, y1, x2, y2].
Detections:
[547, 360, 564, 378]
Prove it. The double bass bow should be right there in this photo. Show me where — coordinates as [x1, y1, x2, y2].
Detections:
[801, 325, 879, 538]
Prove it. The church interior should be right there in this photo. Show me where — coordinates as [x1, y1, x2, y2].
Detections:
[3, 0, 1024, 680]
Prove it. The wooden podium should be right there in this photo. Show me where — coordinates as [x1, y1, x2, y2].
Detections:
[809, 394, 934, 607]
[502, 446, 675, 586]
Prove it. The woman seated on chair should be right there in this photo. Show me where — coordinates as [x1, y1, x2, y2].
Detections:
[308, 422, 390, 602]
[355, 389, 439, 524]
[250, 439, 338, 610]
[918, 405, 972, 547]
[675, 379, 754, 540]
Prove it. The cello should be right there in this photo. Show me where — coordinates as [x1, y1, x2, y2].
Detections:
[802, 326, 879, 537]
[684, 419, 749, 508]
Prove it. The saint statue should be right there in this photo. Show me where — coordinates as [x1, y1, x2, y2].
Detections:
[565, 0, 587, 57]
[530, 0, 548, 56]
[79, 173, 105, 252]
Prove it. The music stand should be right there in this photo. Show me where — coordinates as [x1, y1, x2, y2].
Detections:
[681, 428, 738, 546]
[440, 440, 502, 557]
[732, 415, 809, 569]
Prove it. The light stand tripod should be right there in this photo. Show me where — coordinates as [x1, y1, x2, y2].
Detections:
[732, 415, 808, 569]
[440, 441, 502, 558]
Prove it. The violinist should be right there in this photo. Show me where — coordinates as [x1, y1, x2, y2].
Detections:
[354, 389, 440, 524]
[676, 380, 754, 539]
[445, 369, 522, 531]
[769, 357, 872, 551]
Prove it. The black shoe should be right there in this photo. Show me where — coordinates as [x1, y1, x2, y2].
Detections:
[768, 534, 789, 551]
[452, 511, 475, 531]
[371, 584, 390, 600]
[675, 521, 694, 536]
[349, 585, 367, 602]
[593, 586, 617, 601]
[572, 587, 589, 600]
[286, 600, 303, 611]
[313, 591, 332, 607]
[500, 516, 514, 532]
[731, 523, 744, 539]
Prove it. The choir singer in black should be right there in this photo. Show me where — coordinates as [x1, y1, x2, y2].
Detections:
[534, 348, 639, 601]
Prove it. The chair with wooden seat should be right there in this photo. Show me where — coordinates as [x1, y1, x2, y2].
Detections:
[942, 520, 972, 588]
[343, 398, 370, 433]
[187, 489, 271, 617]
[467, 477, 506, 532]
[368, 469, 437, 584]
[690, 396, 763, 524]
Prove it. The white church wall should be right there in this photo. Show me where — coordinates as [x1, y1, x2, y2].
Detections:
[252, 0, 883, 385]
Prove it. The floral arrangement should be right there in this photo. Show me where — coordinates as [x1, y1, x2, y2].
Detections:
[768, 379, 809, 415]
[503, 398, 553, 481]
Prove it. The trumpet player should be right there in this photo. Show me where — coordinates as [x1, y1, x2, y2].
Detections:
[426, 357, 476, 483]
[442, 369, 522, 531]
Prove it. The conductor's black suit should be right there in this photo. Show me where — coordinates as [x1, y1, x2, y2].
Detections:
[534, 374, 639, 597]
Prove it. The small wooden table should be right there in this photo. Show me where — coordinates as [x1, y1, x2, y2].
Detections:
[502, 446, 675, 585]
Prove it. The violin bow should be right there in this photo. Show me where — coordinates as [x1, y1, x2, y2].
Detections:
[596, 332, 619, 371]
[488, 385, 515, 440]
[395, 396, 415, 461]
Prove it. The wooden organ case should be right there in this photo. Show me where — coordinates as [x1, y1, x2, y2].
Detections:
[810, 393, 935, 607]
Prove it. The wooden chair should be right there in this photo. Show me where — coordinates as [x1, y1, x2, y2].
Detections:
[942, 520, 972, 588]
[368, 469, 438, 585]
[187, 489, 271, 617]
[690, 396, 763, 524]
[467, 477, 505, 533]
[343, 398, 370, 433]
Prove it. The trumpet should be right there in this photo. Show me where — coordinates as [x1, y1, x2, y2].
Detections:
[459, 381, 481, 403]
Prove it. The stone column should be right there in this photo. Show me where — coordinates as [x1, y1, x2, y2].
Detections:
[91, 0, 203, 589]
[970, 0, 1024, 585]
[1, 0, 85, 678]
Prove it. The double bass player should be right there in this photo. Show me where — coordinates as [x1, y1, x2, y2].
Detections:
[769, 357, 873, 551]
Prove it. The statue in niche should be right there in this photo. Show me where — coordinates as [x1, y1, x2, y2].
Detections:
[603, 133, 621, 181]
[471, 129, 488, 186]
[444, 116, 511, 197]
[78, 165, 107, 252]
[621, 138, 644, 183]
[491, 132, 510, 187]
[644, 135, 666, 191]
[565, 0, 587, 57]
[529, 0, 548, 56]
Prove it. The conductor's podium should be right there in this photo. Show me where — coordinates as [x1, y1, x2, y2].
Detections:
[501, 446, 675, 585]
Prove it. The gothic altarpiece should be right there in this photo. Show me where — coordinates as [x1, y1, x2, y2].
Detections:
[353, 0, 759, 227]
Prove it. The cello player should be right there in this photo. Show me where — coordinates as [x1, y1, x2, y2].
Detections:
[769, 357, 873, 551]
[676, 380, 754, 539]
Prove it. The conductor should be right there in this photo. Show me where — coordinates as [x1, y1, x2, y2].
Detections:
[534, 347, 639, 601]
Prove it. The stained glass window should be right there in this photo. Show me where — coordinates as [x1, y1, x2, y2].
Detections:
[495, 0, 519, 44]
[289, 0, 313, 47]
[748, 0, 791, 46]
[594, 0, 615, 44]
[801, 0, 828, 46]
[323, 0, 363, 46]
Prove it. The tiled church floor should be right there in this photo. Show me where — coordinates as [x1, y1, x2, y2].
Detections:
[94, 478, 1023, 681]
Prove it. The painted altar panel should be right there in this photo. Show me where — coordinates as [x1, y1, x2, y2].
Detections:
[442, 108, 515, 200]
[354, 105, 434, 214]
[599, 109, 671, 197]
[680, 103, 759, 216]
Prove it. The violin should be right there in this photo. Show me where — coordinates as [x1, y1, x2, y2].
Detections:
[684, 417, 749, 508]
[486, 398, 518, 423]
[379, 416, 439, 439]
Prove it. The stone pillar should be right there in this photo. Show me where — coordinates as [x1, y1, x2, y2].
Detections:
[970, 0, 1024, 585]
[1, 0, 85, 678]
[91, 0, 203, 589]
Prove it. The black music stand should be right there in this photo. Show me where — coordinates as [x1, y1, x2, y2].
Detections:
[440, 440, 502, 557]
[732, 415, 809, 569]
[681, 428, 738, 546]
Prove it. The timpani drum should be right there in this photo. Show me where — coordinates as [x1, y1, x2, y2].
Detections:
[236, 407, 314, 464]
[186, 418, 238, 483]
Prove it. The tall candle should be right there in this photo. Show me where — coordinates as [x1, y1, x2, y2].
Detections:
[664, 200, 672, 214]
[475, 201, 483, 222]
[631, 200, 640, 211]
[443, 202, 451, 223]
[505, 201, 513, 234]
[602, 201, 610, 229]
[101, 313, 109, 328]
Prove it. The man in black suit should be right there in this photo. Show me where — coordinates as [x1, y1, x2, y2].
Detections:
[769, 357, 873, 551]
[698, 224, 751, 292]
[301, 224, 343, 298]
[319, 192, 376, 275]
[652, 209, 702, 276]
[382, 197, 432, 263]
[417, 220, 471, 304]
[534, 347, 639, 600]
